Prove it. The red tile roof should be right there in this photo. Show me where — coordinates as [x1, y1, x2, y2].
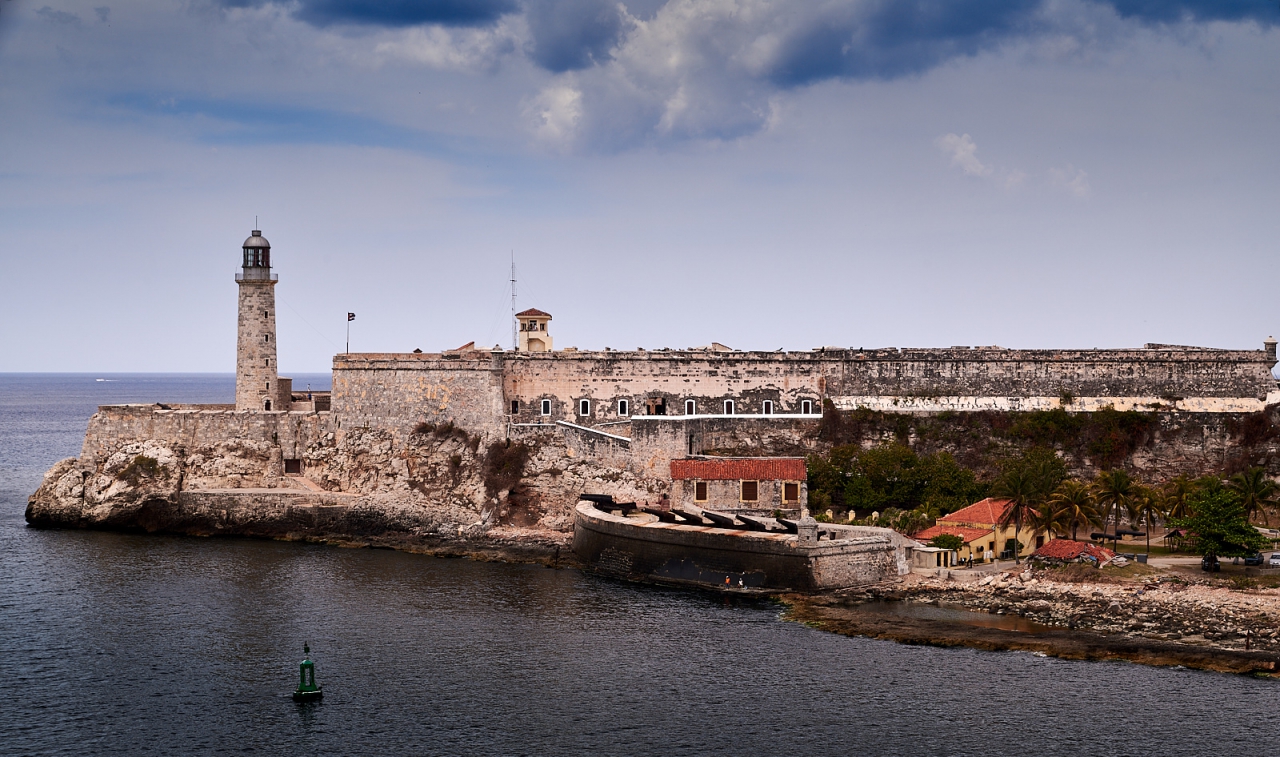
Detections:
[939, 498, 1016, 527]
[911, 524, 991, 544]
[1032, 539, 1116, 562]
[670, 458, 806, 481]
[516, 308, 551, 318]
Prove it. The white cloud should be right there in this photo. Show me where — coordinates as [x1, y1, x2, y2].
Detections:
[1051, 163, 1091, 197]
[936, 133, 992, 177]
[526, 83, 584, 146]
[372, 20, 521, 73]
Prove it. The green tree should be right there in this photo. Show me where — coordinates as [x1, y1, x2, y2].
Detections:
[929, 533, 965, 551]
[1127, 485, 1165, 553]
[1167, 487, 1270, 559]
[1093, 469, 1140, 545]
[1161, 475, 1196, 521]
[1228, 467, 1278, 526]
[1047, 479, 1102, 541]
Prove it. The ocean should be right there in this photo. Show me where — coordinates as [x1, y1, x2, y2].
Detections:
[0, 374, 1275, 755]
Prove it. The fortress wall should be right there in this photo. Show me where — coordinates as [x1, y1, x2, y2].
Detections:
[504, 351, 824, 425]
[497, 347, 1276, 427]
[822, 347, 1276, 400]
[81, 406, 332, 469]
[332, 353, 507, 438]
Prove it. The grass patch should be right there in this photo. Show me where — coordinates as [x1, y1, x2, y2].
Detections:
[116, 455, 162, 486]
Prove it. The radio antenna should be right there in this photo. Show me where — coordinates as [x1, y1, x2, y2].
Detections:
[510, 252, 517, 351]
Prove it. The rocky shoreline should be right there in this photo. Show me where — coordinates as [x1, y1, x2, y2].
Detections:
[785, 567, 1280, 675]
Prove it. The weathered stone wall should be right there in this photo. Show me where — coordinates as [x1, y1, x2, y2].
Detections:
[493, 345, 1277, 428]
[332, 352, 507, 439]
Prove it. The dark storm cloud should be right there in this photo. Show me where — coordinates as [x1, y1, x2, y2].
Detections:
[763, 0, 1044, 86]
[525, 0, 625, 72]
[754, 0, 1278, 88]
[216, 0, 518, 27]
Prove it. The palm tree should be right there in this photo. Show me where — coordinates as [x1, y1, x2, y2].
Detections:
[1161, 475, 1196, 521]
[991, 467, 1044, 564]
[1030, 498, 1068, 539]
[1229, 467, 1278, 526]
[1093, 469, 1140, 549]
[1048, 480, 1102, 541]
[1127, 485, 1165, 553]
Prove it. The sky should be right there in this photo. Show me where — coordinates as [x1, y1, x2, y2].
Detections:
[1, 0, 1278, 373]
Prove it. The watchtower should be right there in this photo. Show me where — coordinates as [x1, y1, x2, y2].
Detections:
[516, 308, 553, 352]
[235, 229, 285, 411]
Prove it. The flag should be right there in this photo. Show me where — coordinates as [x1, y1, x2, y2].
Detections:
[347, 312, 355, 321]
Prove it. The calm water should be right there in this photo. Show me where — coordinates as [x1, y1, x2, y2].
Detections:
[1, 374, 1277, 755]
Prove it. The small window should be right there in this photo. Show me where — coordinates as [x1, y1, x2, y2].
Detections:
[618, 399, 629, 416]
[740, 480, 758, 502]
[801, 400, 813, 414]
[266, 381, 270, 390]
[284, 459, 302, 474]
[685, 399, 696, 415]
[694, 481, 708, 502]
[579, 399, 591, 416]
[510, 400, 519, 414]
[264, 334, 269, 342]
[783, 482, 799, 503]
[762, 400, 773, 415]
[540, 399, 551, 416]
[723, 400, 735, 415]
[264, 399, 272, 411]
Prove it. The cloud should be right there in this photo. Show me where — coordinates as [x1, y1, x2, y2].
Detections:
[1109, 0, 1271, 25]
[937, 133, 992, 176]
[526, 84, 584, 146]
[525, 0, 628, 72]
[94, 6, 110, 23]
[173, 0, 1280, 149]
[1050, 164, 1090, 197]
[37, 6, 81, 26]
[217, 0, 519, 28]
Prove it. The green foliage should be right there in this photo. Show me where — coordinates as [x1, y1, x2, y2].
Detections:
[116, 455, 162, 486]
[482, 441, 531, 497]
[1167, 487, 1270, 559]
[1006, 409, 1084, 447]
[412, 420, 480, 451]
[929, 533, 965, 550]
[813, 511, 833, 523]
[1082, 407, 1157, 470]
[807, 443, 986, 516]
[993, 447, 1067, 505]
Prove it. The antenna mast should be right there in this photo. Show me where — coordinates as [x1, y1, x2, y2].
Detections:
[510, 252, 517, 351]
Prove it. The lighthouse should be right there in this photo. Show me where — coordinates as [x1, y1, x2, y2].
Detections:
[235, 229, 288, 411]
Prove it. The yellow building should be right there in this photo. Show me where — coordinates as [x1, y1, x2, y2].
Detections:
[912, 498, 1045, 563]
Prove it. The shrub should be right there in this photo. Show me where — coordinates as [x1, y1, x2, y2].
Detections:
[929, 533, 965, 551]
[482, 440, 531, 497]
[116, 455, 162, 486]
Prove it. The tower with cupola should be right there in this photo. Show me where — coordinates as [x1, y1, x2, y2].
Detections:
[235, 229, 286, 411]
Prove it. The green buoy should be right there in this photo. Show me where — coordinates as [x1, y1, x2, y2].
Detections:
[292, 643, 323, 702]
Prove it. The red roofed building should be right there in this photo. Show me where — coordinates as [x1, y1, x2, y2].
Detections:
[1031, 538, 1116, 565]
[910, 497, 1047, 563]
[669, 458, 806, 512]
[516, 309, 553, 352]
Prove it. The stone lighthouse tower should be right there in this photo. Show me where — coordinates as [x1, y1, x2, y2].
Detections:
[235, 229, 284, 411]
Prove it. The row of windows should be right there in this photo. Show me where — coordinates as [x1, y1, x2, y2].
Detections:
[693, 480, 800, 503]
[511, 399, 816, 417]
[242, 249, 271, 268]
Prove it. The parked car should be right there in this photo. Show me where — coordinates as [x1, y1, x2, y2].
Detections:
[1244, 552, 1265, 566]
[1201, 555, 1221, 572]
[1270, 553, 1280, 568]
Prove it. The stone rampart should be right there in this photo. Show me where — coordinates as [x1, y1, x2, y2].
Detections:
[332, 352, 506, 439]
[491, 345, 1277, 429]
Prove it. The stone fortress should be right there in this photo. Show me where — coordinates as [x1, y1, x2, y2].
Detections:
[26, 229, 1280, 557]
